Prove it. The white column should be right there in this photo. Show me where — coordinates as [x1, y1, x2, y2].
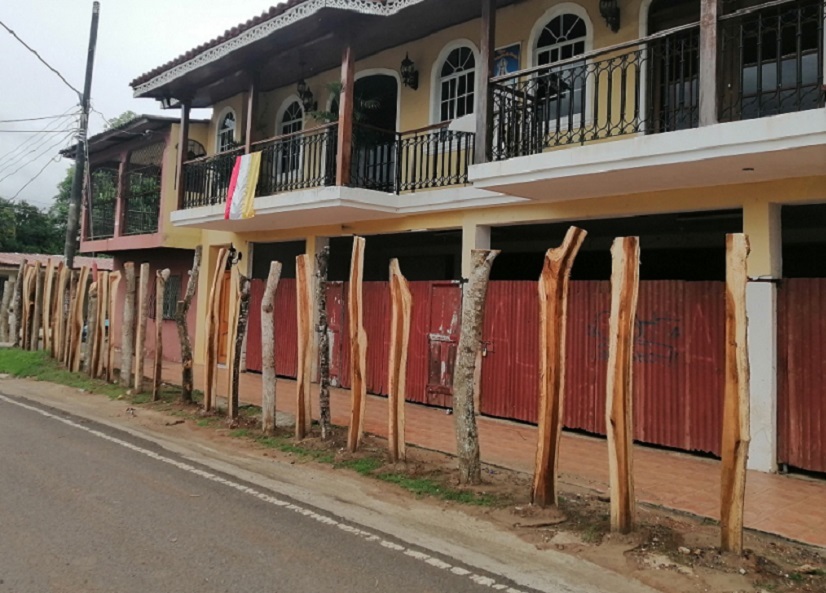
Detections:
[746, 281, 777, 473]
[461, 222, 491, 280]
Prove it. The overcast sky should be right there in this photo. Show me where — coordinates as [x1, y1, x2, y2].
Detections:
[0, 0, 271, 208]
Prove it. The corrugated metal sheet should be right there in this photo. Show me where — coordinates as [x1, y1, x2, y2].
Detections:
[243, 278, 297, 378]
[246, 280, 264, 372]
[479, 280, 725, 455]
[779, 278, 826, 473]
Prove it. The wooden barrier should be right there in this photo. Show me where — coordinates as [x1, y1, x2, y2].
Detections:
[134, 263, 150, 392]
[261, 261, 282, 435]
[388, 259, 412, 463]
[107, 271, 122, 383]
[120, 263, 137, 387]
[204, 248, 229, 412]
[295, 254, 313, 439]
[42, 259, 54, 352]
[346, 237, 367, 452]
[152, 269, 170, 401]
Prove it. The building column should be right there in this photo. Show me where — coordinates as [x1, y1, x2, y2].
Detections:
[461, 221, 491, 279]
[743, 200, 781, 473]
[306, 235, 330, 380]
[699, 0, 720, 126]
[176, 100, 191, 211]
[474, 0, 496, 164]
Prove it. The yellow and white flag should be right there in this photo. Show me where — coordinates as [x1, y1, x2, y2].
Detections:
[224, 152, 261, 220]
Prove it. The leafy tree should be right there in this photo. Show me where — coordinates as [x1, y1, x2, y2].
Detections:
[104, 110, 139, 130]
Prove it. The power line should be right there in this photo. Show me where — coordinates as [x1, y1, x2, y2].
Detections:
[0, 19, 82, 99]
[0, 111, 80, 175]
[0, 128, 78, 133]
[0, 129, 76, 185]
[10, 152, 67, 200]
[0, 126, 79, 179]
[0, 114, 79, 124]
[0, 106, 79, 164]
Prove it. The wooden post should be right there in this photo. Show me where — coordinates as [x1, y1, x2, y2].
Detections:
[261, 261, 283, 434]
[42, 259, 55, 352]
[152, 269, 170, 401]
[296, 254, 313, 439]
[606, 237, 640, 534]
[346, 238, 367, 452]
[107, 271, 122, 383]
[336, 45, 355, 187]
[94, 270, 109, 378]
[699, 0, 720, 127]
[84, 282, 99, 374]
[120, 262, 137, 387]
[229, 273, 251, 420]
[388, 259, 412, 463]
[176, 101, 191, 210]
[225, 264, 241, 408]
[10, 259, 26, 347]
[532, 227, 587, 507]
[0, 277, 12, 343]
[70, 267, 90, 373]
[176, 246, 201, 403]
[134, 263, 150, 392]
[30, 262, 44, 350]
[475, 0, 496, 164]
[21, 264, 34, 350]
[244, 74, 258, 154]
[54, 263, 68, 360]
[62, 271, 77, 366]
[316, 246, 332, 440]
[721, 233, 751, 554]
[204, 248, 229, 411]
[453, 249, 499, 484]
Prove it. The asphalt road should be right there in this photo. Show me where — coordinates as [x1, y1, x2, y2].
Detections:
[0, 392, 541, 593]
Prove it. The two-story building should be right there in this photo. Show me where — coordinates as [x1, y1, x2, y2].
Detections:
[74, 115, 210, 363]
[129, 0, 825, 475]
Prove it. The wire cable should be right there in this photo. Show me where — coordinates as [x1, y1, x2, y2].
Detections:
[0, 114, 80, 124]
[0, 129, 76, 185]
[0, 106, 79, 164]
[0, 19, 82, 99]
[0, 113, 80, 176]
[0, 128, 78, 133]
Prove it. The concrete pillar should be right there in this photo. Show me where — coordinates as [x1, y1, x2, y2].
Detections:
[306, 235, 330, 380]
[461, 222, 491, 279]
[743, 200, 781, 473]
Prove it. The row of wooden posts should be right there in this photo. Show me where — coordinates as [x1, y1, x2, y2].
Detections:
[200, 229, 750, 555]
[0, 255, 200, 404]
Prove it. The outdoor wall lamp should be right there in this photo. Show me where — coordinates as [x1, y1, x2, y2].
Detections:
[400, 53, 419, 90]
[599, 0, 621, 32]
[296, 79, 317, 112]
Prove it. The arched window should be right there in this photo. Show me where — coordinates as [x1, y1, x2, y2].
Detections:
[438, 46, 476, 122]
[278, 100, 304, 174]
[216, 110, 236, 153]
[533, 13, 589, 125]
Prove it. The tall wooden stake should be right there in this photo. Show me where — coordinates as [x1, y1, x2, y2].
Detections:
[316, 246, 332, 440]
[70, 267, 90, 372]
[120, 262, 137, 387]
[62, 271, 78, 366]
[10, 259, 26, 347]
[453, 249, 499, 484]
[721, 233, 751, 554]
[533, 227, 587, 507]
[84, 282, 99, 374]
[229, 273, 251, 420]
[54, 264, 68, 360]
[176, 246, 201, 403]
[388, 259, 412, 463]
[346, 238, 367, 452]
[94, 270, 109, 378]
[30, 262, 44, 350]
[225, 265, 241, 409]
[42, 259, 55, 352]
[152, 269, 170, 401]
[296, 254, 313, 439]
[204, 248, 229, 412]
[107, 271, 122, 383]
[0, 277, 12, 343]
[21, 264, 35, 350]
[606, 237, 640, 534]
[261, 261, 283, 434]
[134, 263, 150, 392]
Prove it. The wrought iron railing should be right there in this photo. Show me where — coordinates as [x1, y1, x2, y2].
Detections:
[182, 146, 244, 209]
[719, 0, 825, 121]
[490, 24, 700, 160]
[255, 123, 338, 196]
[351, 123, 475, 193]
[85, 167, 118, 240]
[86, 205, 116, 240]
[122, 171, 161, 235]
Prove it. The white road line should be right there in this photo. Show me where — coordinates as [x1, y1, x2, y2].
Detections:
[0, 394, 528, 593]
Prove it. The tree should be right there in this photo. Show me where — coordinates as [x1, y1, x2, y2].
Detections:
[104, 110, 138, 130]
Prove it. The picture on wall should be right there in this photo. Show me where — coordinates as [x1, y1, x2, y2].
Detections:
[494, 43, 521, 77]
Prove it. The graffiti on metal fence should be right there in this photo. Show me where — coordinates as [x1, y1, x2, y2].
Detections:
[588, 310, 681, 364]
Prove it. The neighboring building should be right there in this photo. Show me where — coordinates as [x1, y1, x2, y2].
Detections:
[129, 0, 826, 474]
[66, 115, 210, 363]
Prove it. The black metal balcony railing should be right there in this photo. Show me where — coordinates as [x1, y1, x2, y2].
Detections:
[719, 0, 825, 122]
[351, 122, 475, 193]
[182, 146, 244, 209]
[490, 24, 700, 161]
[255, 123, 338, 196]
[85, 167, 118, 240]
[86, 206, 116, 240]
[122, 171, 161, 235]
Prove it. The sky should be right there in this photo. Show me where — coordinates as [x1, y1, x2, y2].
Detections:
[0, 0, 273, 209]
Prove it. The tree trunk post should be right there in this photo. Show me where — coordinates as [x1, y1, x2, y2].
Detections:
[204, 248, 229, 412]
[21, 264, 35, 350]
[296, 254, 314, 439]
[388, 259, 412, 463]
[63, 271, 78, 366]
[152, 269, 170, 401]
[225, 265, 241, 409]
[42, 259, 55, 352]
[229, 273, 251, 420]
[84, 282, 99, 374]
[606, 237, 640, 534]
[721, 233, 751, 555]
[346, 237, 368, 452]
[94, 270, 109, 378]
[70, 267, 90, 373]
[53, 263, 67, 360]
[120, 262, 137, 387]
[315, 246, 332, 440]
[30, 263, 44, 351]
[107, 271, 122, 383]
[0, 277, 12, 343]
[453, 249, 499, 485]
[261, 261, 283, 435]
[10, 259, 26, 347]
[176, 246, 201, 403]
[532, 227, 587, 507]
[134, 263, 150, 392]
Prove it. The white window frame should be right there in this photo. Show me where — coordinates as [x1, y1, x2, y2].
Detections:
[215, 107, 237, 154]
[430, 39, 480, 125]
[275, 97, 305, 180]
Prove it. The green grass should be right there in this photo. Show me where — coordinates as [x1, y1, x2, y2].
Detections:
[196, 417, 220, 428]
[229, 428, 251, 438]
[336, 457, 384, 475]
[376, 472, 497, 506]
[0, 348, 124, 398]
[255, 435, 335, 463]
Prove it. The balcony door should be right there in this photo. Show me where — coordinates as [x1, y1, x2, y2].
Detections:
[646, 0, 701, 133]
[351, 73, 398, 192]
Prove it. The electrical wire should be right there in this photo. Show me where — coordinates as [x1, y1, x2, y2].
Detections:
[10, 152, 65, 200]
[0, 114, 80, 124]
[0, 106, 79, 164]
[0, 129, 76, 185]
[0, 127, 79, 179]
[0, 19, 82, 99]
[0, 113, 80, 176]
[0, 129, 78, 133]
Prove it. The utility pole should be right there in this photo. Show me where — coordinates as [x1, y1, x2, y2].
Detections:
[64, 1, 100, 270]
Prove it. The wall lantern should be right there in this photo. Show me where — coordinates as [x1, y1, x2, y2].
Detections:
[296, 79, 317, 111]
[400, 53, 419, 90]
[599, 0, 621, 33]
